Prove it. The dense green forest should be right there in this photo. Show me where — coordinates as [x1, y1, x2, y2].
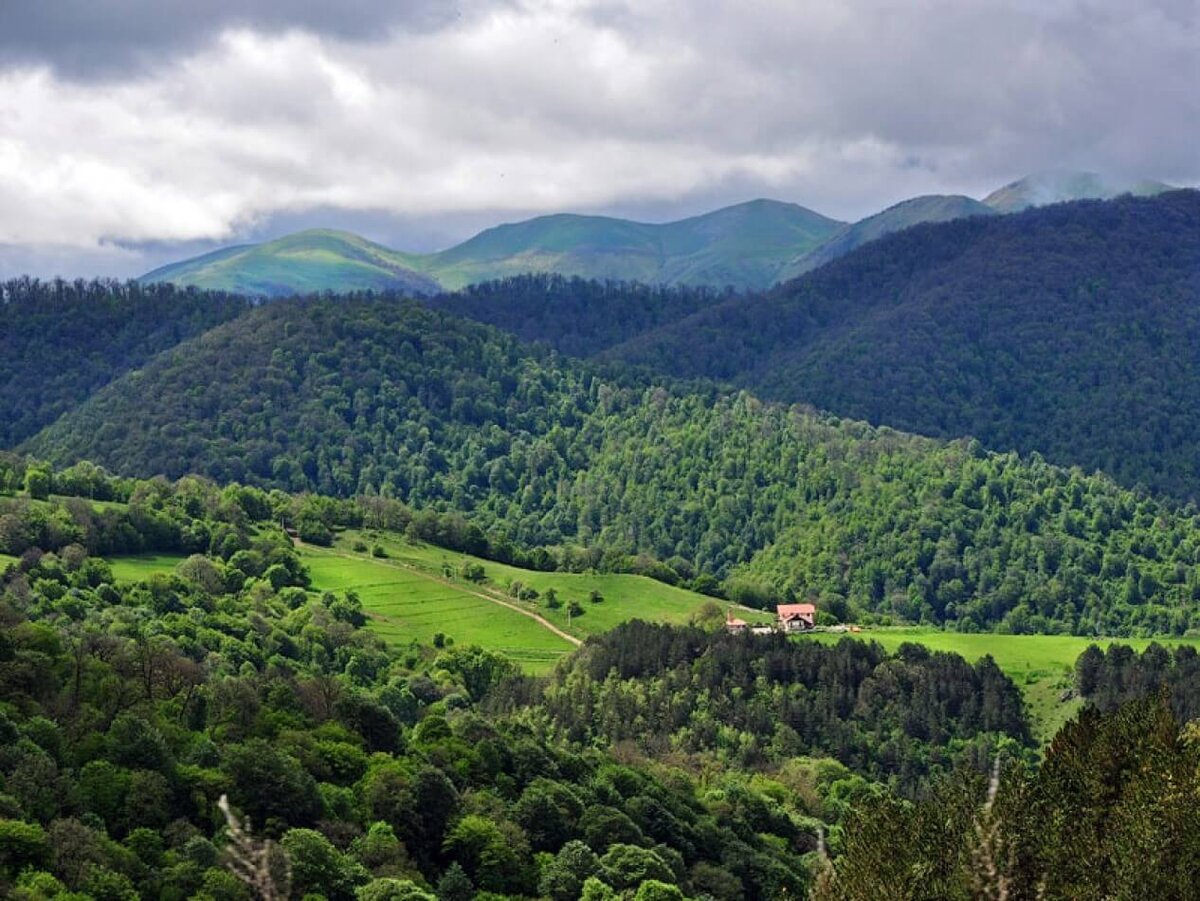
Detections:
[1075, 641, 1200, 722]
[20, 296, 1200, 635]
[0, 279, 252, 449]
[0, 478, 1195, 898]
[4, 473, 1031, 900]
[429, 277, 732, 360]
[517, 622, 1030, 792]
[602, 191, 1200, 499]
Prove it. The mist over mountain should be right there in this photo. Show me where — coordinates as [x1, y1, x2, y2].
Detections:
[982, 171, 1174, 213]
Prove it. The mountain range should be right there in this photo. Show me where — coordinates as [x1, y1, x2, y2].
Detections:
[140, 171, 1176, 296]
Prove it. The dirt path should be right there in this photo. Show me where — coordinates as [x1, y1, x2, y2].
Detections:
[300, 543, 583, 648]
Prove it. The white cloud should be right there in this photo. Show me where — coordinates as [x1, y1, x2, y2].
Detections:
[0, 0, 1196, 277]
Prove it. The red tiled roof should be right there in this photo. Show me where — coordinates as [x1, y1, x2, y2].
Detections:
[776, 603, 816, 618]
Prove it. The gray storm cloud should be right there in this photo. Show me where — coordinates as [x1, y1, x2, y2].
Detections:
[0, 0, 1196, 278]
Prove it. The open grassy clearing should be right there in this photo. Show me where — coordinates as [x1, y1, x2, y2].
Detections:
[298, 545, 575, 674]
[0, 553, 18, 569]
[806, 628, 1200, 741]
[334, 528, 772, 639]
[108, 553, 188, 583]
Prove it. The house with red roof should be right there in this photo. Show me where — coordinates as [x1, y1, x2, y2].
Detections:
[724, 610, 748, 634]
[776, 603, 816, 632]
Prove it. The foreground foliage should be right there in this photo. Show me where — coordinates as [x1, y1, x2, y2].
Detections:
[817, 695, 1200, 900]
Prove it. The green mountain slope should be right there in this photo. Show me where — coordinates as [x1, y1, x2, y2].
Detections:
[603, 190, 1200, 498]
[982, 170, 1174, 213]
[420, 198, 843, 290]
[776, 194, 997, 281]
[140, 200, 844, 295]
[22, 293, 1200, 634]
[140, 228, 440, 297]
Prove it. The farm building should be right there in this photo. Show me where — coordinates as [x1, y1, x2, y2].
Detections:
[776, 603, 816, 632]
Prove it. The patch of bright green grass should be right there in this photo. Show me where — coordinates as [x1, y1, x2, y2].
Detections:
[807, 627, 1200, 742]
[0, 553, 18, 569]
[108, 554, 188, 583]
[298, 545, 575, 675]
[335, 529, 772, 639]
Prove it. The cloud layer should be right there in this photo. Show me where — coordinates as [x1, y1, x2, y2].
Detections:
[1, 0, 1196, 277]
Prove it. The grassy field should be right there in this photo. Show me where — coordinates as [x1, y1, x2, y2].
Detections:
[108, 553, 188, 583]
[298, 545, 575, 673]
[0, 553, 18, 569]
[337, 529, 771, 639]
[807, 628, 1200, 741]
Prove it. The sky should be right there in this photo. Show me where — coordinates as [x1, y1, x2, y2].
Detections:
[0, 0, 1196, 278]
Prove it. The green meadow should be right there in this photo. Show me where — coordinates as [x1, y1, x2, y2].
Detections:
[334, 529, 772, 639]
[297, 544, 574, 674]
[807, 628, 1200, 741]
[109, 553, 188, 583]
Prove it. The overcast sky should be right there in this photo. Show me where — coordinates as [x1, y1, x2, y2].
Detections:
[1, 0, 1196, 278]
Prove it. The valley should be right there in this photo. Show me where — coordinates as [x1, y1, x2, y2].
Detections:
[3, 3, 1198, 895]
[1, 180, 1198, 901]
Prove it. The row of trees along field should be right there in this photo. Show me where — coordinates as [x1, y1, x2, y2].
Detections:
[17, 298, 1200, 636]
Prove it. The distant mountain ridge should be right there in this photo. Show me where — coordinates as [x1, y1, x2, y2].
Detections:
[139, 229, 440, 298]
[777, 194, 997, 282]
[139, 170, 1180, 296]
[982, 171, 1174, 213]
[141, 199, 844, 296]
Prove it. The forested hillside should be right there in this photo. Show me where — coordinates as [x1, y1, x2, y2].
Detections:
[0, 278, 252, 448]
[21, 294, 1200, 635]
[429, 276, 733, 359]
[527, 622, 1029, 791]
[775, 194, 996, 281]
[0, 493, 819, 900]
[605, 191, 1200, 498]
